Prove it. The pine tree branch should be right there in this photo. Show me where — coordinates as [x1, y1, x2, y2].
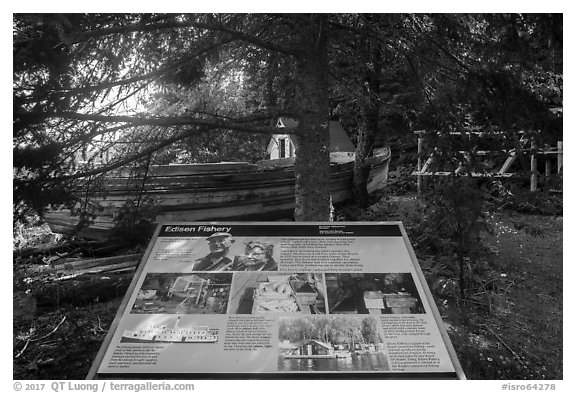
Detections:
[19, 37, 237, 98]
[32, 111, 290, 135]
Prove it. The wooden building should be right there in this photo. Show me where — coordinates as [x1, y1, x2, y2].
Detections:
[295, 340, 335, 357]
[267, 118, 356, 160]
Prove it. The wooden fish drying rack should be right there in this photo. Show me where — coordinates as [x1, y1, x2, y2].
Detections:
[412, 130, 563, 194]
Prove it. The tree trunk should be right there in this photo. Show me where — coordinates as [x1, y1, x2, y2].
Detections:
[32, 272, 133, 309]
[292, 15, 331, 221]
[265, 52, 278, 109]
[353, 113, 378, 207]
[353, 36, 382, 207]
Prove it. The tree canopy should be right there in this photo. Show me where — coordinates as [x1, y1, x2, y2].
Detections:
[13, 13, 562, 223]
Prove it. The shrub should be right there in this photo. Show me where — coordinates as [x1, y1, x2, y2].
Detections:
[415, 176, 493, 297]
[111, 197, 158, 246]
[386, 165, 417, 195]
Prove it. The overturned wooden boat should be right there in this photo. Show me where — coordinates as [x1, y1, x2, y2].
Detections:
[45, 148, 390, 240]
[45, 121, 390, 240]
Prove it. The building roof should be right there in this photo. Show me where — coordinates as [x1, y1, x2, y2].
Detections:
[272, 118, 356, 153]
[277, 118, 298, 129]
[327, 121, 355, 152]
[299, 339, 334, 350]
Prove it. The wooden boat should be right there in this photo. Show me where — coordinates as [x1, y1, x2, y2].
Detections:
[44, 147, 390, 240]
[334, 351, 353, 358]
[282, 354, 337, 359]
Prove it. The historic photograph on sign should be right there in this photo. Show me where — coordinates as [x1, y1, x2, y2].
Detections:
[120, 315, 220, 344]
[191, 232, 237, 271]
[147, 234, 281, 272]
[278, 315, 390, 372]
[228, 239, 279, 271]
[192, 234, 278, 272]
[326, 273, 425, 314]
[227, 273, 327, 314]
[131, 273, 232, 314]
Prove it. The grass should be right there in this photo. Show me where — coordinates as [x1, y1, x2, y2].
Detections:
[449, 212, 563, 379]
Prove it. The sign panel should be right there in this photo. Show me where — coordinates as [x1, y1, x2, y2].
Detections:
[88, 222, 465, 379]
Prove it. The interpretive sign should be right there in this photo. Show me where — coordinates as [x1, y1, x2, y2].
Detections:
[88, 222, 465, 379]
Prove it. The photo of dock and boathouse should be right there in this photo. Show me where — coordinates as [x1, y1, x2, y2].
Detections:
[278, 315, 390, 372]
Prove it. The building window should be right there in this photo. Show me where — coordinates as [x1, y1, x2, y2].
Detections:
[280, 138, 286, 158]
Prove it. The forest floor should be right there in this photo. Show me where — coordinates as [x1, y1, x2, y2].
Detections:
[443, 211, 563, 379]
[12, 196, 563, 380]
[362, 195, 563, 379]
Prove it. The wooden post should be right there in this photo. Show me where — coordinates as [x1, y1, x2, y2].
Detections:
[530, 140, 537, 192]
[417, 136, 423, 195]
[545, 143, 551, 183]
[558, 141, 563, 174]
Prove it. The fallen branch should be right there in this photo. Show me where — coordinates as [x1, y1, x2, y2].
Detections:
[479, 323, 527, 369]
[31, 316, 67, 342]
[433, 292, 487, 307]
[55, 259, 139, 281]
[15, 339, 30, 359]
[53, 253, 142, 271]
